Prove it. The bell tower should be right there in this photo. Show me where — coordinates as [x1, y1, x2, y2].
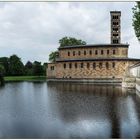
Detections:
[110, 11, 121, 44]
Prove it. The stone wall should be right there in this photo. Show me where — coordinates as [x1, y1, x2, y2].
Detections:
[47, 63, 56, 78]
[47, 61, 137, 79]
[59, 47, 128, 60]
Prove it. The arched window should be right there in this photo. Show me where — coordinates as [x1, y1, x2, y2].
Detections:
[99, 62, 102, 69]
[93, 62, 96, 69]
[81, 63, 83, 68]
[68, 51, 70, 56]
[112, 62, 115, 68]
[95, 50, 98, 55]
[87, 63, 90, 69]
[64, 63, 66, 69]
[84, 51, 86, 55]
[75, 63, 77, 68]
[113, 50, 116, 55]
[107, 50, 109, 55]
[69, 63, 72, 69]
[73, 51, 75, 56]
[89, 50, 92, 55]
[101, 50, 104, 55]
[106, 62, 109, 69]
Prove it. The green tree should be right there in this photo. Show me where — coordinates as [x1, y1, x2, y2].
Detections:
[9, 54, 25, 76]
[0, 64, 5, 75]
[49, 51, 58, 62]
[25, 61, 33, 76]
[43, 62, 48, 76]
[0, 57, 10, 76]
[59, 36, 86, 47]
[33, 61, 44, 76]
[0, 65, 5, 86]
[132, 2, 140, 42]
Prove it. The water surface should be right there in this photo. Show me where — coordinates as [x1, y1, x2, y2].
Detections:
[0, 82, 140, 138]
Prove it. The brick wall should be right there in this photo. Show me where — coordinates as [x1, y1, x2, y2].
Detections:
[47, 61, 138, 79]
[59, 47, 128, 60]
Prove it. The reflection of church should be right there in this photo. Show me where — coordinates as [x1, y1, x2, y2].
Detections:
[47, 11, 140, 81]
[47, 83, 140, 138]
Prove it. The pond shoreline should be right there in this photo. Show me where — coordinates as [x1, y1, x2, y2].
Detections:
[4, 76, 46, 82]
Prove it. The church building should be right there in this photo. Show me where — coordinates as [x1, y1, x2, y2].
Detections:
[47, 11, 140, 81]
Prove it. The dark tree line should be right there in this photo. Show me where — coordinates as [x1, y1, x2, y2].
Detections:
[0, 54, 47, 76]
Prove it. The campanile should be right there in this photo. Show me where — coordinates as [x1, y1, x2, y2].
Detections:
[110, 11, 121, 44]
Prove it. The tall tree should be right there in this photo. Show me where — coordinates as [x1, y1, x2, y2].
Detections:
[33, 61, 44, 76]
[0, 65, 5, 75]
[0, 57, 10, 76]
[9, 54, 25, 76]
[59, 36, 86, 47]
[132, 2, 140, 42]
[49, 51, 58, 62]
[25, 61, 33, 76]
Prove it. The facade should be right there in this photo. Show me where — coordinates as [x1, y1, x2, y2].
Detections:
[47, 11, 140, 81]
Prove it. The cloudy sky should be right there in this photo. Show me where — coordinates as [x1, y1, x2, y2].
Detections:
[0, 2, 139, 64]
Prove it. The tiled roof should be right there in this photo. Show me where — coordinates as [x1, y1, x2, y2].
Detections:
[58, 44, 129, 50]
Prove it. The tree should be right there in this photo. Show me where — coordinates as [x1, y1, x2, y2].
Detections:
[25, 61, 33, 76]
[0, 65, 5, 75]
[49, 51, 58, 63]
[0, 65, 5, 86]
[9, 54, 25, 76]
[59, 36, 86, 47]
[132, 2, 140, 42]
[43, 62, 48, 76]
[0, 57, 10, 76]
[33, 61, 44, 76]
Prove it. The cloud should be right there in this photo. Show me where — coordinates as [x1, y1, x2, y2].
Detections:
[0, 2, 139, 64]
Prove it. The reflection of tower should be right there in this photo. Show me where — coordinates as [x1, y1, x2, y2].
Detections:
[110, 11, 121, 44]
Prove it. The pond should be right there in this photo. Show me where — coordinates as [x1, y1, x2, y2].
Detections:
[0, 82, 140, 138]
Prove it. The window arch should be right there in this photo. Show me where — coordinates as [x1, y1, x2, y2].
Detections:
[69, 63, 72, 69]
[107, 50, 109, 55]
[75, 63, 77, 68]
[113, 50, 116, 55]
[89, 50, 92, 55]
[101, 50, 104, 55]
[68, 51, 70, 56]
[99, 62, 102, 68]
[87, 63, 90, 69]
[93, 62, 96, 69]
[106, 62, 109, 69]
[81, 63, 83, 68]
[95, 50, 98, 55]
[112, 62, 115, 68]
[84, 51, 86, 55]
[64, 63, 66, 69]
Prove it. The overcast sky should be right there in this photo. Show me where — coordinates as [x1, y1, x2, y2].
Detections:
[0, 2, 139, 64]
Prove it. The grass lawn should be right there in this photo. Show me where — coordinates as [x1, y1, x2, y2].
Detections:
[4, 76, 46, 82]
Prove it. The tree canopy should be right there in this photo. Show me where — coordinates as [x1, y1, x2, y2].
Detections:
[9, 55, 25, 76]
[49, 51, 58, 63]
[132, 2, 140, 42]
[0, 55, 47, 76]
[59, 37, 86, 47]
[0, 65, 5, 75]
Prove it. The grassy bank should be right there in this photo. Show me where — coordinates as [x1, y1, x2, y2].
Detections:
[4, 76, 46, 82]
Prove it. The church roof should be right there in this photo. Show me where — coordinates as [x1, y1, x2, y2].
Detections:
[58, 43, 129, 50]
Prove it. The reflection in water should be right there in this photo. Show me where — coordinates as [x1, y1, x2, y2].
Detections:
[0, 82, 139, 138]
